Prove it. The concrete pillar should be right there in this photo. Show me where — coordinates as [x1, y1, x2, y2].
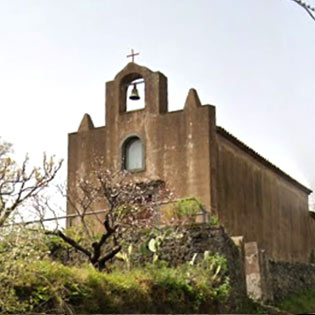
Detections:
[244, 242, 264, 301]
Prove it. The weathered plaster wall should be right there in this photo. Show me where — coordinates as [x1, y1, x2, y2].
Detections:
[68, 63, 217, 218]
[216, 128, 315, 262]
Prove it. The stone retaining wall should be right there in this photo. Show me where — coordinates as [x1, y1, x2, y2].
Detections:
[159, 224, 247, 297]
[269, 260, 315, 301]
[128, 223, 248, 302]
[129, 223, 315, 304]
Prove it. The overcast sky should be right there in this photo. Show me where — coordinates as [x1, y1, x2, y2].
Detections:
[0, 0, 314, 203]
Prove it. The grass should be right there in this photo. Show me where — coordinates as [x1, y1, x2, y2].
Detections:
[276, 288, 315, 314]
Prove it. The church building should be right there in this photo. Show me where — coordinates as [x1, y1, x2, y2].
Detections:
[67, 61, 314, 263]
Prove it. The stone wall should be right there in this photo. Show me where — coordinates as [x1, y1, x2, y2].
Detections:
[145, 226, 315, 303]
[269, 260, 315, 301]
[127, 223, 247, 302]
[129, 224, 315, 305]
[241, 240, 315, 302]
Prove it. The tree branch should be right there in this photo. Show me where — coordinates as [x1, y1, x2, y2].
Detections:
[45, 230, 92, 259]
[291, 0, 315, 21]
[97, 245, 122, 271]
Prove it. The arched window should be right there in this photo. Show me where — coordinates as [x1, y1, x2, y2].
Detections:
[122, 136, 144, 171]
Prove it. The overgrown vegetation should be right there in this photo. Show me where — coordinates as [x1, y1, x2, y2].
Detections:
[0, 260, 230, 314]
[0, 227, 231, 314]
[276, 288, 315, 314]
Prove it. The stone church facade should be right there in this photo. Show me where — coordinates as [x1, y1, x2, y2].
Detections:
[67, 62, 314, 263]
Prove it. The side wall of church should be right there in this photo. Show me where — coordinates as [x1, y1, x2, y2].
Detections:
[216, 131, 315, 262]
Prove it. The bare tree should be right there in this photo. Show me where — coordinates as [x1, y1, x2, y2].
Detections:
[0, 138, 62, 228]
[40, 162, 171, 272]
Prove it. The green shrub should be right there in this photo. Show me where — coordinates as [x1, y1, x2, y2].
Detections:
[0, 251, 230, 314]
[162, 197, 205, 224]
[209, 215, 219, 226]
[175, 198, 203, 218]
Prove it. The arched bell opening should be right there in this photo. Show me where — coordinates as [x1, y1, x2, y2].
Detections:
[119, 73, 146, 113]
[126, 79, 145, 111]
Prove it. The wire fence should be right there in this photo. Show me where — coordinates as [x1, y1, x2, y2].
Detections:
[2, 197, 214, 228]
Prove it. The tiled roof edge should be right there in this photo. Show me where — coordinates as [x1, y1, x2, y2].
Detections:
[216, 126, 312, 195]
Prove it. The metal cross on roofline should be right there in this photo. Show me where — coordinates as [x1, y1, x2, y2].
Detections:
[127, 49, 140, 63]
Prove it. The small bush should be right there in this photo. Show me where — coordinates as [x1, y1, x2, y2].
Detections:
[162, 197, 205, 224]
[209, 215, 219, 226]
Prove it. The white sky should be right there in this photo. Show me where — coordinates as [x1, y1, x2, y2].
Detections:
[0, 0, 314, 204]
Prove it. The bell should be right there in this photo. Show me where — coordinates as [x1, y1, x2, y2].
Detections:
[129, 83, 140, 100]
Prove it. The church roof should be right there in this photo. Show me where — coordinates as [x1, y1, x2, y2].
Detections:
[217, 126, 312, 195]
